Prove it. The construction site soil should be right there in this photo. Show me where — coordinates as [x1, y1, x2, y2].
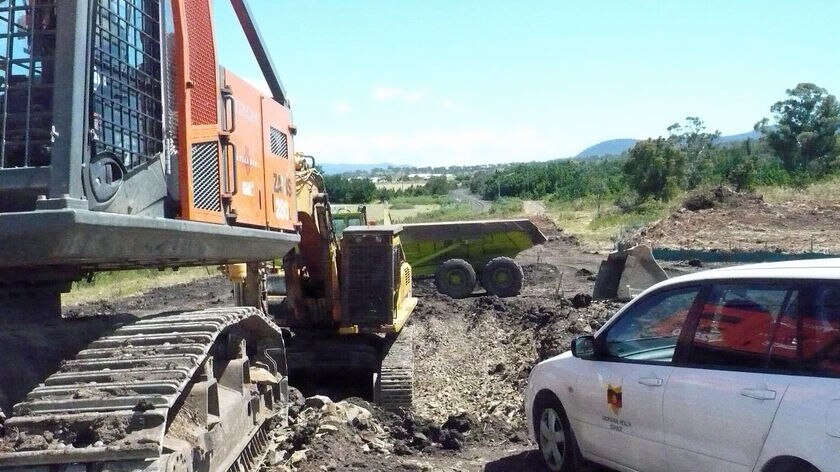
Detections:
[635, 186, 840, 254]
[0, 215, 724, 471]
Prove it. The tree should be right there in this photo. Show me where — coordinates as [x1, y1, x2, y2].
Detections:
[667, 116, 720, 189]
[623, 138, 684, 201]
[323, 175, 376, 203]
[423, 175, 452, 195]
[756, 83, 840, 174]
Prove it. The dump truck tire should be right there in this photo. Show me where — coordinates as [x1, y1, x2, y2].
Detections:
[435, 258, 476, 298]
[481, 256, 524, 297]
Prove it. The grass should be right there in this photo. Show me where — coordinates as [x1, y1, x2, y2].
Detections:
[544, 197, 673, 250]
[396, 197, 525, 223]
[758, 174, 840, 203]
[64, 266, 216, 306]
[388, 195, 450, 206]
[396, 202, 476, 223]
[332, 202, 442, 223]
[375, 180, 427, 191]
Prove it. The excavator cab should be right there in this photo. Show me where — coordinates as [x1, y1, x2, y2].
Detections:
[331, 206, 369, 236]
[0, 0, 300, 316]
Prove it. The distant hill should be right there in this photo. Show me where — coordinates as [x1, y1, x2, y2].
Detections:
[576, 130, 763, 158]
[320, 162, 395, 175]
[576, 139, 638, 158]
[717, 130, 761, 144]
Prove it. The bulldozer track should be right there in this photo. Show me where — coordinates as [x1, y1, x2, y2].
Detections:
[376, 325, 414, 411]
[0, 307, 288, 472]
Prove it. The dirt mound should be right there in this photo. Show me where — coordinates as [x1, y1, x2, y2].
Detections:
[411, 279, 620, 432]
[681, 186, 762, 211]
[638, 190, 840, 254]
[275, 393, 490, 472]
[282, 251, 621, 470]
[528, 214, 580, 247]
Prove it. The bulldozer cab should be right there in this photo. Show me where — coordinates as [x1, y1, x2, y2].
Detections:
[332, 206, 369, 236]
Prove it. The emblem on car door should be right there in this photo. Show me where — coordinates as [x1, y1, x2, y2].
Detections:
[607, 384, 622, 414]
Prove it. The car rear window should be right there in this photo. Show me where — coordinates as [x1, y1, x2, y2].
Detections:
[768, 282, 840, 377]
[685, 283, 795, 369]
[680, 280, 840, 377]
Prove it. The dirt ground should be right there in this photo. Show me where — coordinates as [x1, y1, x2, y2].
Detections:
[0, 216, 622, 471]
[2, 187, 831, 470]
[635, 187, 840, 254]
[266, 218, 618, 472]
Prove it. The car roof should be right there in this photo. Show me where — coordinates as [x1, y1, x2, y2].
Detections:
[654, 257, 840, 289]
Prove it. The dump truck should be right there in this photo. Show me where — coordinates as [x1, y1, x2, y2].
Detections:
[0, 1, 415, 471]
[332, 206, 547, 298]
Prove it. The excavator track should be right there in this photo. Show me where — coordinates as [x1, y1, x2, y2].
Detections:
[0, 307, 289, 472]
[375, 325, 414, 411]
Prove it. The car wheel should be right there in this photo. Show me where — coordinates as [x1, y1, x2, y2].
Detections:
[481, 256, 524, 297]
[765, 458, 820, 472]
[434, 258, 476, 298]
[534, 398, 579, 472]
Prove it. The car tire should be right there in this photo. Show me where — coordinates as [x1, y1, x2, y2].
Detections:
[434, 258, 476, 299]
[481, 256, 524, 297]
[533, 397, 580, 472]
[765, 458, 820, 472]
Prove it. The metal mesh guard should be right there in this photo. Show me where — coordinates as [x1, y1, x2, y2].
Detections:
[269, 126, 288, 158]
[191, 141, 220, 212]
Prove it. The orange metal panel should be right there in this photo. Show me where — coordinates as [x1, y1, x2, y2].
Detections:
[261, 97, 297, 232]
[221, 70, 269, 227]
[172, 0, 224, 224]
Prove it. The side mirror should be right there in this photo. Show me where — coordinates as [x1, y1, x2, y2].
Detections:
[571, 335, 596, 360]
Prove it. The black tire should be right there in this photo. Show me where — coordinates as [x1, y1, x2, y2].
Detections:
[533, 397, 580, 472]
[481, 257, 524, 297]
[764, 458, 820, 472]
[434, 258, 477, 299]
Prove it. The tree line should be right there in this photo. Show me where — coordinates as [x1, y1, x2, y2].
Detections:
[322, 174, 455, 204]
[471, 82, 840, 204]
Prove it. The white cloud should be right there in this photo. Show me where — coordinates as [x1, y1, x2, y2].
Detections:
[332, 100, 351, 114]
[402, 90, 427, 103]
[295, 126, 556, 166]
[371, 86, 428, 104]
[372, 86, 404, 102]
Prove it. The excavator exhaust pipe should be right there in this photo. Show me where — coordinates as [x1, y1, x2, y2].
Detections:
[592, 245, 667, 301]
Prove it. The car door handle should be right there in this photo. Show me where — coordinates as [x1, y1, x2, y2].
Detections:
[740, 388, 776, 401]
[638, 377, 664, 387]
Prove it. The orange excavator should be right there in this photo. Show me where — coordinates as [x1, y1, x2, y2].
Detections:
[0, 1, 416, 470]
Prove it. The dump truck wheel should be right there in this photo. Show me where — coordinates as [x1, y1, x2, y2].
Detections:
[434, 258, 476, 298]
[481, 257, 523, 297]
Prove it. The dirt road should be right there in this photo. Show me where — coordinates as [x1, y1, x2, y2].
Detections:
[451, 188, 490, 211]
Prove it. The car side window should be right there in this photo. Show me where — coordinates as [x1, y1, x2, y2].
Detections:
[686, 283, 795, 370]
[769, 282, 840, 376]
[603, 286, 700, 363]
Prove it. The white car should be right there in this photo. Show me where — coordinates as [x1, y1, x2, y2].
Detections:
[525, 259, 840, 472]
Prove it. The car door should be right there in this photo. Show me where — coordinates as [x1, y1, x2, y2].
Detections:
[756, 281, 840, 472]
[573, 285, 702, 472]
[664, 281, 795, 472]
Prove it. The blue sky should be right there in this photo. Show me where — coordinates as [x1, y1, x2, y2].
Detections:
[212, 0, 840, 166]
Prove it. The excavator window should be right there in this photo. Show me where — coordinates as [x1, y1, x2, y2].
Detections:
[0, 0, 57, 168]
[90, 0, 164, 170]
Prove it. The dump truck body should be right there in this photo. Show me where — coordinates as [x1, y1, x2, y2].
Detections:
[396, 219, 546, 298]
[399, 219, 546, 277]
